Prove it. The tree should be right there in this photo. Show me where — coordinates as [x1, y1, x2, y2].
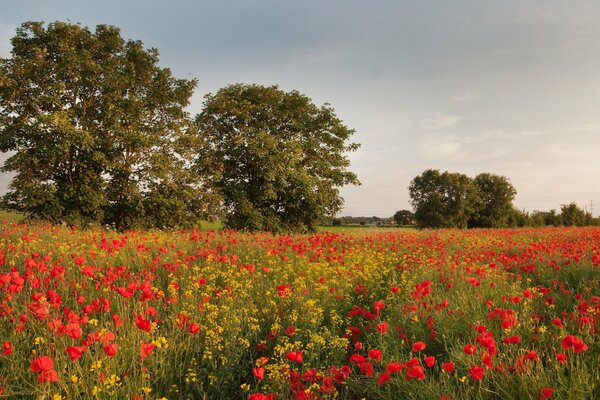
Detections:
[194, 84, 360, 232]
[559, 203, 587, 226]
[393, 209, 414, 226]
[0, 21, 206, 229]
[408, 169, 481, 228]
[469, 173, 517, 228]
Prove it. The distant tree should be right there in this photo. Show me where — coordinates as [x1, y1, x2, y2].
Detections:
[560, 203, 587, 226]
[393, 209, 414, 226]
[332, 218, 343, 226]
[469, 173, 516, 228]
[194, 83, 360, 233]
[0, 21, 207, 229]
[543, 209, 561, 227]
[528, 211, 546, 227]
[409, 169, 481, 228]
[507, 207, 529, 228]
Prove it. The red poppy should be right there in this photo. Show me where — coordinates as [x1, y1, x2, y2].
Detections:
[140, 343, 154, 359]
[412, 341, 426, 352]
[376, 322, 388, 333]
[104, 343, 118, 357]
[286, 351, 303, 364]
[386, 362, 405, 373]
[404, 365, 426, 380]
[2, 341, 12, 356]
[377, 372, 390, 386]
[31, 356, 54, 372]
[463, 344, 477, 355]
[468, 365, 484, 381]
[66, 346, 85, 360]
[368, 348, 382, 361]
[252, 367, 265, 380]
[189, 323, 201, 334]
[424, 356, 435, 368]
[442, 361, 455, 373]
[540, 388, 554, 399]
[37, 369, 59, 383]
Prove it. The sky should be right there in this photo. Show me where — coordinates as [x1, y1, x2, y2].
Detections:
[1, 0, 600, 217]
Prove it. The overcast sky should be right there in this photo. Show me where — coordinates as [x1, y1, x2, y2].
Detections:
[2, 1, 600, 216]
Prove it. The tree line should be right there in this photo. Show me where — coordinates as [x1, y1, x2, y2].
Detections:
[402, 169, 598, 229]
[0, 21, 359, 232]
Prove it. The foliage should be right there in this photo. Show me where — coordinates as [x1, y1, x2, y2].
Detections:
[560, 203, 589, 227]
[393, 209, 415, 226]
[408, 169, 481, 228]
[194, 83, 359, 233]
[469, 173, 516, 228]
[0, 223, 599, 399]
[0, 21, 207, 229]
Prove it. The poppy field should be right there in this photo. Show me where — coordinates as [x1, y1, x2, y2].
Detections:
[0, 223, 599, 399]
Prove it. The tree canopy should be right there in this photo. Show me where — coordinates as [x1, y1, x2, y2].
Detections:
[0, 21, 208, 229]
[194, 83, 360, 232]
[409, 169, 481, 229]
[469, 173, 516, 228]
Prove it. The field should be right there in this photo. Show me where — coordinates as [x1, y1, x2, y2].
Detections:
[0, 223, 599, 399]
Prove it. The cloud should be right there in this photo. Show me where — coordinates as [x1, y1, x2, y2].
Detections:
[420, 115, 464, 130]
[417, 135, 465, 159]
[0, 23, 16, 58]
[452, 91, 479, 102]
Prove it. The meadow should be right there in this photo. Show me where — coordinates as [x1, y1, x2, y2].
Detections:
[0, 222, 598, 399]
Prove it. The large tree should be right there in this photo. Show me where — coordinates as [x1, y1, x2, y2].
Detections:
[408, 169, 481, 228]
[195, 84, 360, 232]
[0, 21, 205, 228]
[469, 173, 517, 228]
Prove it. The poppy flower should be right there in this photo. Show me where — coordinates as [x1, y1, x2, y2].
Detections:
[386, 362, 404, 373]
[377, 372, 390, 386]
[66, 346, 85, 360]
[189, 323, 201, 334]
[463, 344, 477, 355]
[424, 356, 435, 368]
[540, 388, 554, 399]
[104, 343, 118, 357]
[31, 356, 54, 372]
[412, 341, 426, 352]
[37, 369, 59, 383]
[286, 351, 303, 364]
[468, 365, 484, 381]
[140, 343, 154, 359]
[404, 365, 426, 380]
[252, 367, 265, 380]
[442, 361, 455, 373]
[368, 348, 382, 361]
[2, 341, 12, 356]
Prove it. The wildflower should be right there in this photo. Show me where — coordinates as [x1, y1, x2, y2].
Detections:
[463, 344, 477, 355]
[412, 341, 426, 352]
[252, 367, 265, 380]
[377, 371, 390, 386]
[468, 365, 484, 381]
[286, 351, 303, 364]
[540, 388, 554, 399]
[368, 348, 382, 361]
[140, 343, 155, 359]
[405, 365, 426, 380]
[103, 343, 118, 357]
[2, 341, 12, 356]
[31, 356, 53, 372]
[376, 321, 388, 333]
[424, 356, 435, 368]
[66, 346, 85, 360]
[189, 323, 201, 334]
[442, 361, 455, 373]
